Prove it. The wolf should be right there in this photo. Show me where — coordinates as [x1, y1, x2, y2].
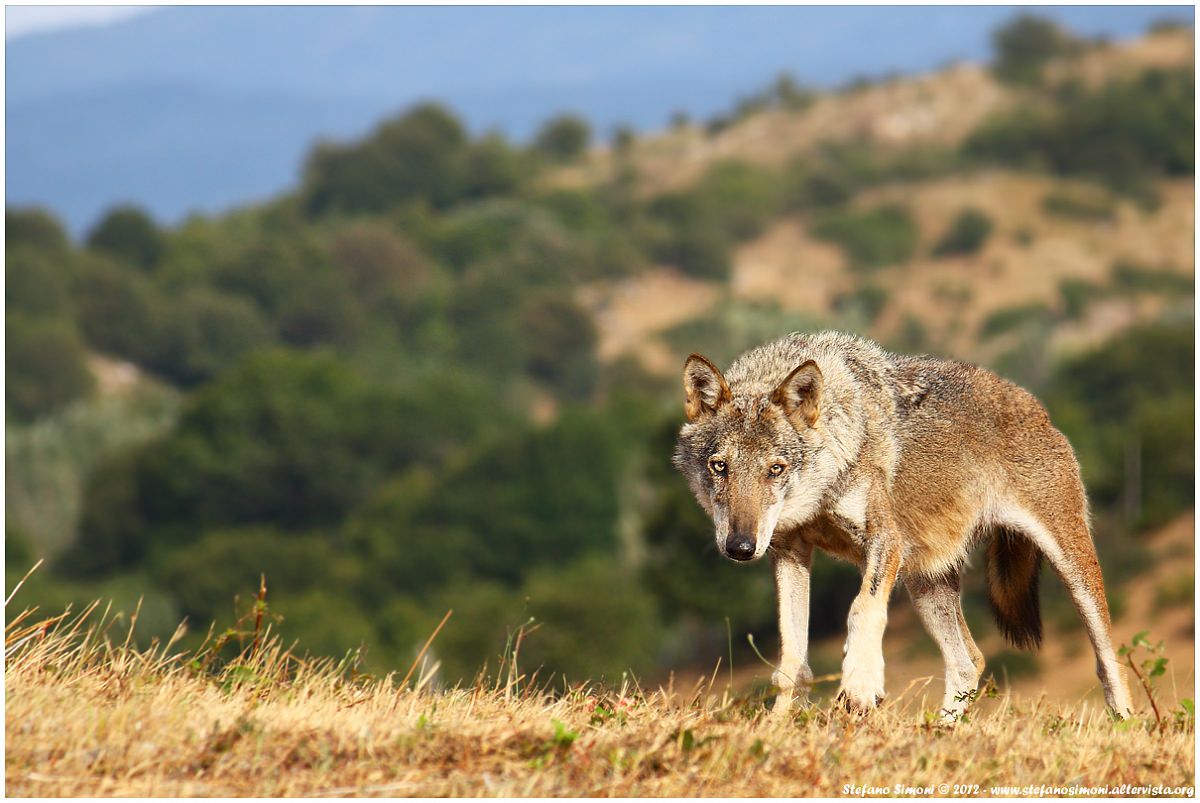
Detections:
[672, 330, 1133, 719]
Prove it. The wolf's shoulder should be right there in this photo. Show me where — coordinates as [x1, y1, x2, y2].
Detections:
[724, 331, 891, 384]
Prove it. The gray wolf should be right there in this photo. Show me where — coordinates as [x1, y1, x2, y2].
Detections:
[672, 330, 1133, 719]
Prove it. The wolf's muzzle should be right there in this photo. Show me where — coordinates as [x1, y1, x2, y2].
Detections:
[724, 535, 756, 561]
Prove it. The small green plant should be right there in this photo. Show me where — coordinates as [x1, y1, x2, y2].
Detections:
[812, 203, 918, 270]
[933, 209, 993, 257]
[551, 719, 579, 750]
[979, 303, 1052, 339]
[1058, 277, 1106, 320]
[1118, 631, 1182, 731]
[1111, 261, 1194, 296]
[1042, 187, 1116, 221]
[833, 283, 889, 324]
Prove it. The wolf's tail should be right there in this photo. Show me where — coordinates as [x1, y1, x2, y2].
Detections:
[986, 527, 1043, 650]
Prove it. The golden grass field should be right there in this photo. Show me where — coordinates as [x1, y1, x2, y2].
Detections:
[5, 597, 1194, 798]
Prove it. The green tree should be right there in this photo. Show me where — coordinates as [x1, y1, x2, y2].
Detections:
[71, 253, 159, 364]
[348, 407, 634, 597]
[518, 556, 665, 681]
[6, 315, 94, 421]
[67, 353, 502, 574]
[147, 290, 276, 386]
[643, 193, 731, 280]
[86, 205, 166, 271]
[991, 13, 1079, 85]
[694, 160, 783, 241]
[533, 114, 592, 162]
[519, 291, 599, 400]
[933, 208, 994, 257]
[6, 247, 72, 319]
[303, 103, 470, 214]
[812, 203, 918, 270]
[6, 208, 70, 254]
[464, 132, 535, 199]
[965, 68, 1193, 192]
[1046, 323, 1193, 530]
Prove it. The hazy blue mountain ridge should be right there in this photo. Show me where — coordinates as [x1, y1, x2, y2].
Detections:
[5, 5, 1192, 234]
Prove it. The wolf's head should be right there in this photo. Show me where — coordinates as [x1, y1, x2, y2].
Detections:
[672, 352, 837, 562]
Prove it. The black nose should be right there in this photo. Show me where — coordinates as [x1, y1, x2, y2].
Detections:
[725, 536, 756, 561]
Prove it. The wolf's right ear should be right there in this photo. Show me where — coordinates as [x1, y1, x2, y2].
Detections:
[771, 360, 822, 428]
[683, 353, 731, 421]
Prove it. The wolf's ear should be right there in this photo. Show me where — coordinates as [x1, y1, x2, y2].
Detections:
[683, 353, 731, 421]
[771, 360, 822, 428]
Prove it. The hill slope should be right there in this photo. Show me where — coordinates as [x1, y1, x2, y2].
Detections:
[6, 6, 1191, 232]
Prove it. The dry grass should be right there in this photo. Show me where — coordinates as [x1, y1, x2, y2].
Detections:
[5, 601, 1194, 797]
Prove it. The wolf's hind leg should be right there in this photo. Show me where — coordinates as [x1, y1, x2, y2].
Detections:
[905, 571, 983, 720]
[771, 542, 814, 716]
[1009, 503, 1134, 717]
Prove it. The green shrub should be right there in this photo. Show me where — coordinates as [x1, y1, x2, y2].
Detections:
[86, 206, 165, 271]
[933, 208, 993, 257]
[643, 193, 732, 281]
[71, 254, 159, 363]
[518, 291, 598, 400]
[533, 114, 592, 162]
[463, 132, 534, 199]
[692, 160, 783, 241]
[147, 290, 277, 386]
[832, 283, 889, 324]
[979, 303, 1052, 339]
[5, 384, 179, 561]
[329, 222, 433, 306]
[783, 142, 958, 212]
[6, 208, 70, 254]
[6, 247, 72, 319]
[517, 556, 665, 682]
[6, 315, 94, 421]
[812, 203, 918, 270]
[302, 103, 472, 214]
[1058, 278, 1106, 320]
[965, 68, 1194, 193]
[991, 13, 1081, 86]
[425, 200, 572, 277]
[771, 72, 817, 111]
[1111, 261, 1194, 296]
[611, 124, 636, 154]
[1045, 322, 1194, 530]
[66, 351, 503, 574]
[1041, 187, 1116, 221]
[150, 527, 362, 624]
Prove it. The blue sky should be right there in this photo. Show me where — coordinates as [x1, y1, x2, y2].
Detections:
[5, 5, 153, 39]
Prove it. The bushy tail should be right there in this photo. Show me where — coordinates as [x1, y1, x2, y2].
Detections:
[986, 527, 1043, 650]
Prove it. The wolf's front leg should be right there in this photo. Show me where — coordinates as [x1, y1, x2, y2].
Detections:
[839, 490, 902, 712]
[771, 542, 814, 716]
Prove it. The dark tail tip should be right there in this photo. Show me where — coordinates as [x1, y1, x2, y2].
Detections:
[986, 527, 1043, 651]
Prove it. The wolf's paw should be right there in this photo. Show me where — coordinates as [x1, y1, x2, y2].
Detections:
[838, 653, 886, 713]
[771, 664, 814, 717]
[772, 663, 814, 692]
[836, 688, 883, 715]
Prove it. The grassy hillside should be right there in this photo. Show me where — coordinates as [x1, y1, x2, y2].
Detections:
[566, 27, 1194, 378]
[5, 605, 1193, 796]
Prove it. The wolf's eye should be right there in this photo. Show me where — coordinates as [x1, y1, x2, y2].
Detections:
[709, 459, 727, 475]
[769, 463, 786, 476]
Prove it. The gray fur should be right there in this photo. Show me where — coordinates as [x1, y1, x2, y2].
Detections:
[674, 330, 1133, 719]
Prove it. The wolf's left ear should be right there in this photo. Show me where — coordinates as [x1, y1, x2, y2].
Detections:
[683, 353, 731, 421]
[771, 360, 822, 428]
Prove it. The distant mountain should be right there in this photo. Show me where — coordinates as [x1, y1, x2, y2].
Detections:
[5, 5, 1192, 234]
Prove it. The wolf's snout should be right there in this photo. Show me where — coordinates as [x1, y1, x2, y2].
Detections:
[725, 535, 756, 561]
